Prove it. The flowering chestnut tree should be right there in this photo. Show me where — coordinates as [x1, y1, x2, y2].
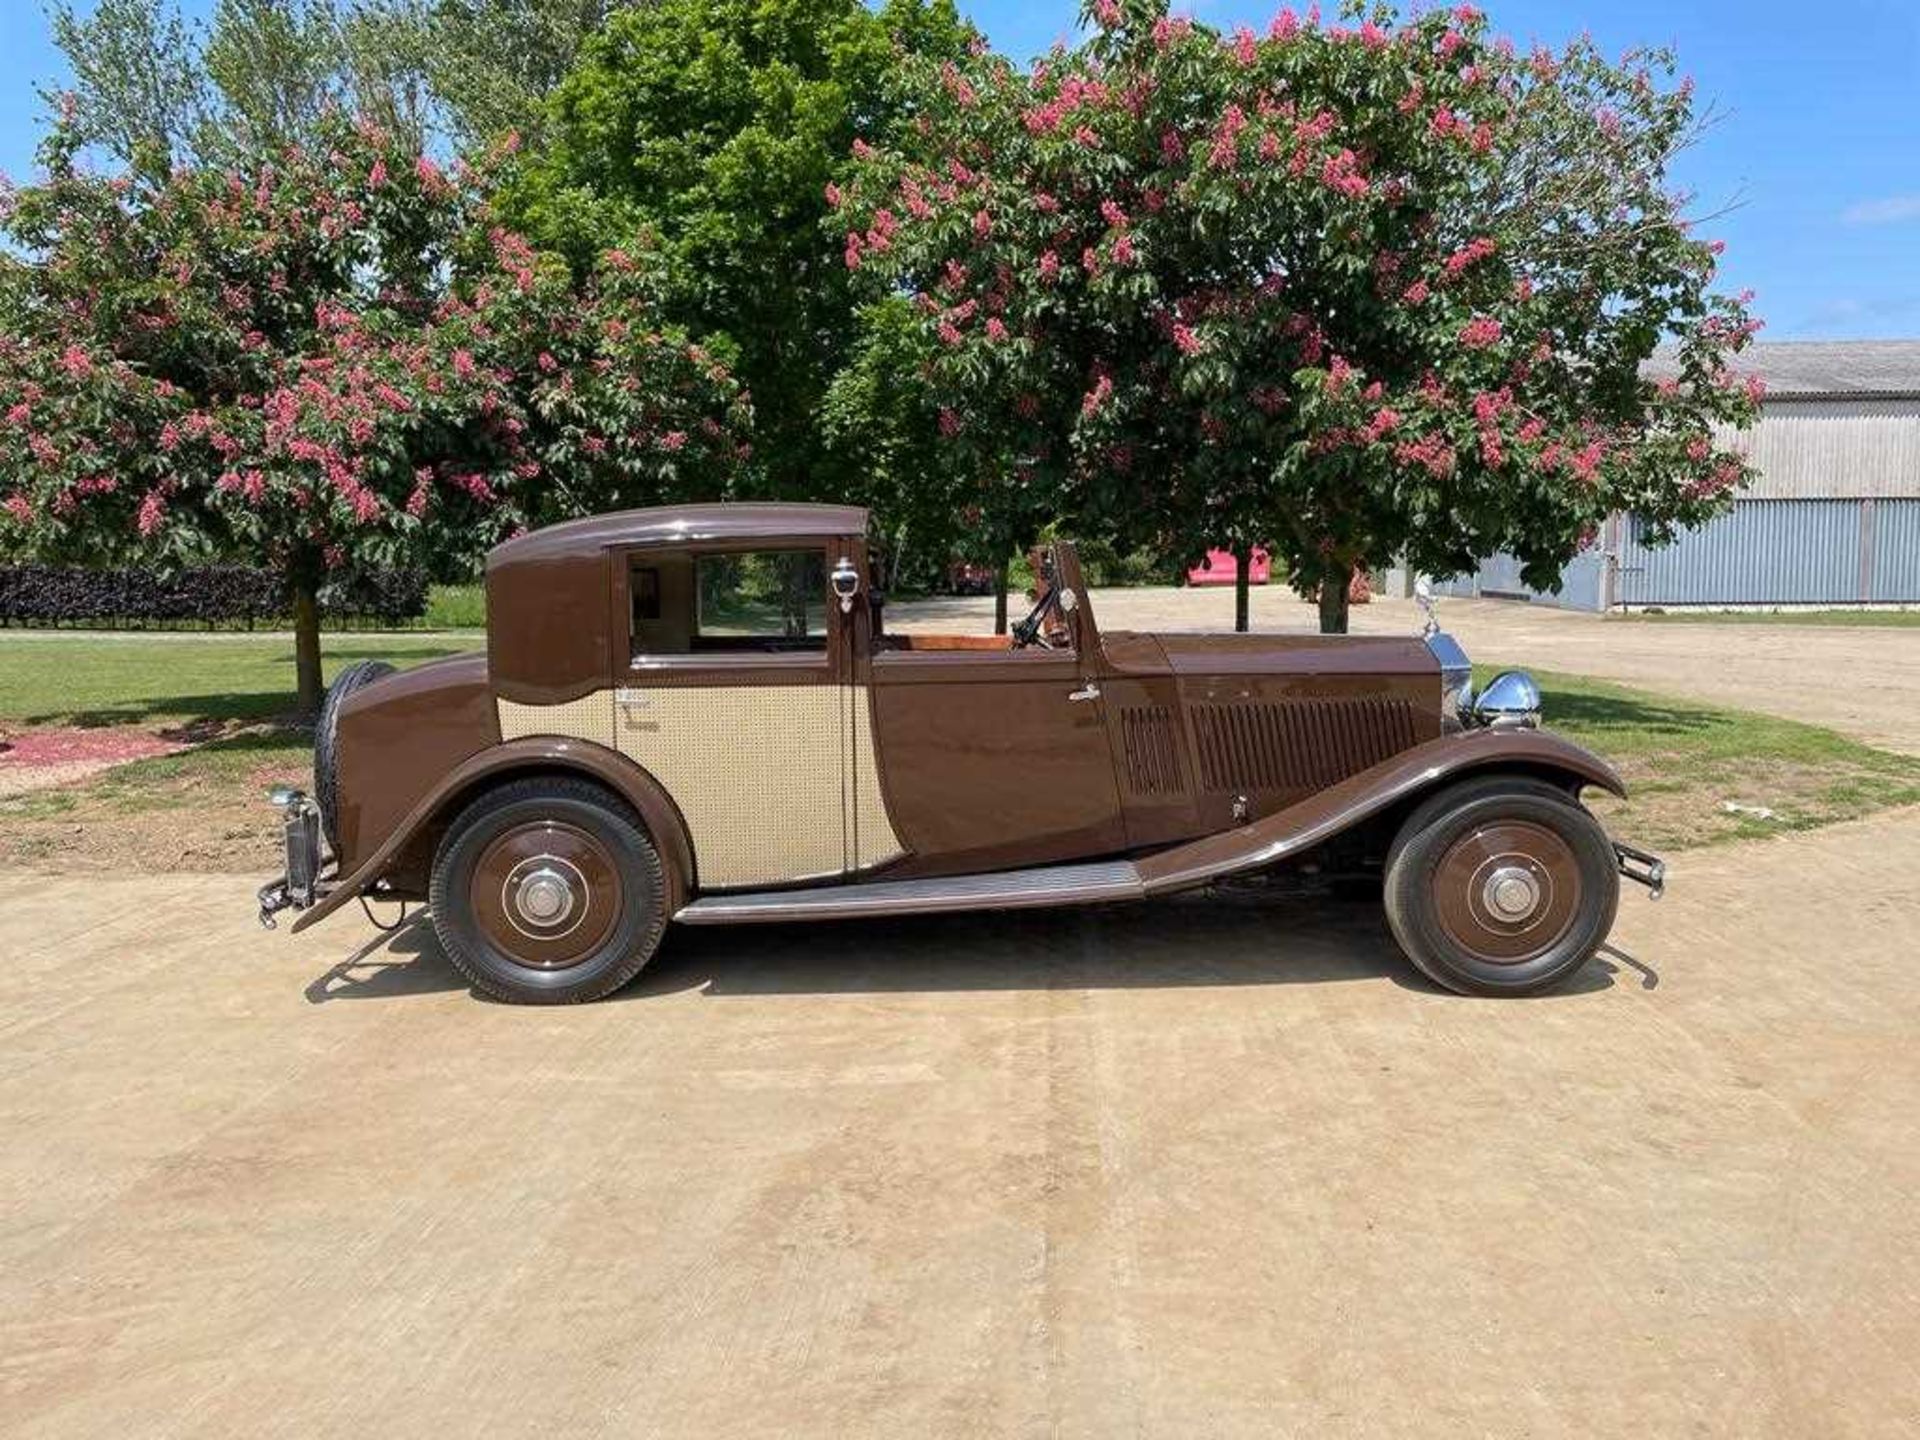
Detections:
[837, 0, 1762, 631]
[0, 113, 749, 712]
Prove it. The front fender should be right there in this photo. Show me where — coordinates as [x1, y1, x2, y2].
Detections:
[291, 737, 697, 933]
[1135, 728, 1624, 896]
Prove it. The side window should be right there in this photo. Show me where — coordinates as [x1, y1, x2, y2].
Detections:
[694, 550, 828, 649]
[628, 547, 831, 658]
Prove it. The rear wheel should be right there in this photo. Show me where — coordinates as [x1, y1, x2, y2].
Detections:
[1383, 776, 1619, 997]
[429, 776, 668, 1004]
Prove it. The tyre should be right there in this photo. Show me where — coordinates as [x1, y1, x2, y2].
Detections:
[428, 776, 668, 1005]
[1383, 775, 1619, 997]
[315, 659, 395, 855]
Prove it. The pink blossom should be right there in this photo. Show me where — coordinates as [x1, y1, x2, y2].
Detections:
[1270, 9, 1299, 41]
[938, 406, 962, 437]
[1100, 198, 1129, 229]
[852, 139, 875, 161]
[3, 494, 31, 524]
[1395, 433, 1456, 477]
[1082, 247, 1101, 277]
[1209, 105, 1248, 169]
[824, 181, 843, 208]
[973, 208, 993, 239]
[845, 234, 864, 269]
[368, 158, 388, 187]
[1073, 124, 1100, 148]
[1172, 324, 1203, 356]
[1082, 372, 1113, 416]
[1160, 129, 1186, 164]
[1232, 26, 1258, 66]
[1430, 107, 1461, 139]
[1320, 148, 1369, 197]
[1038, 250, 1061, 284]
[59, 345, 91, 379]
[1112, 234, 1137, 266]
[136, 491, 167, 536]
[1459, 315, 1503, 349]
[986, 317, 1009, 342]
[5, 403, 28, 425]
[1367, 407, 1401, 439]
[415, 155, 443, 188]
[1444, 236, 1497, 276]
[1360, 20, 1388, 48]
[1094, 0, 1121, 26]
[938, 321, 963, 346]
[661, 430, 687, 451]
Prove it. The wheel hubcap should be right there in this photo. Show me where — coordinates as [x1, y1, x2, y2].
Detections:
[470, 821, 621, 969]
[1483, 865, 1542, 921]
[1432, 819, 1581, 966]
[508, 861, 580, 932]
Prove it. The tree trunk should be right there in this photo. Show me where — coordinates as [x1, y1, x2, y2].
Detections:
[993, 561, 1010, 635]
[1233, 544, 1252, 633]
[1317, 561, 1351, 635]
[292, 579, 324, 718]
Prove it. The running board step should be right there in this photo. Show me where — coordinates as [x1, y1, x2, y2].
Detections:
[674, 860, 1146, 925]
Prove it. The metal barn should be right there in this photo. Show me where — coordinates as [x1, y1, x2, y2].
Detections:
[1432, 340, 1920, 610]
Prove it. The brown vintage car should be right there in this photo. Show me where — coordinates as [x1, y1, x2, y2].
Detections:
[258, 503, 1664, 1003]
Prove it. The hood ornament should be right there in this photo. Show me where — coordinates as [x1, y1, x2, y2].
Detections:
[1414, 576, 1440, 639]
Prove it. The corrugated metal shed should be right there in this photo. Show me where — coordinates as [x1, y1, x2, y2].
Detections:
[1716, 398, 1920, 500]
[1646, 339, 1920, 399]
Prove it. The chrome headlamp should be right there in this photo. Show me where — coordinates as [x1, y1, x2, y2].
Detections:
[1470, 670, 1542, 730]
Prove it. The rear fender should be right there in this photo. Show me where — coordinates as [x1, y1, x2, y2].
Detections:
[291, 737, 696, 932]
[1135, 729, 1624, 896]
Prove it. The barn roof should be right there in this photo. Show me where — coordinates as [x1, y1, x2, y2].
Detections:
[1647, 339, 1920, 400]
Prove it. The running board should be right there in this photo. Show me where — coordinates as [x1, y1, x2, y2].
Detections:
[674, 860, 1146, 925]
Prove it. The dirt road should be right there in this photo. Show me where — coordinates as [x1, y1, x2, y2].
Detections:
[4, 804, 1917, 1438]
[894, 589, 1920, 756]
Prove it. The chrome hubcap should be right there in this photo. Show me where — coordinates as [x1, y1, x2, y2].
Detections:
[503, 857, 585, 938]
[1483, 864, 1542, 921]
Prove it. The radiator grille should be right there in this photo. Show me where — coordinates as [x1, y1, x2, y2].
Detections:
[1119, 705, 1185, 796]
[1192, 698, 1418, 794]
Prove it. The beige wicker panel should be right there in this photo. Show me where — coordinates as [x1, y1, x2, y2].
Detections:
[495, 684, 904, 887]
[618, 685, 843, 887]
[497, 691, 615, 747]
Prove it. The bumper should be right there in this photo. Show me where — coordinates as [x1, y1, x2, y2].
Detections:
[256, 790, 331, 928]
[1613, 839, 1666, 900]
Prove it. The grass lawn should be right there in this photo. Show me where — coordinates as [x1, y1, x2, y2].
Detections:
[1612, 608, 1920, 628]
[2, 633, 1916, 872]
[1502, 666, 1920, 850]
[0, 633, 473, 871]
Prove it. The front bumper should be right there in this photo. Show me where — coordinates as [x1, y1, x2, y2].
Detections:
[256, 790, 331, 928]
[1613, 839, 1666, 900]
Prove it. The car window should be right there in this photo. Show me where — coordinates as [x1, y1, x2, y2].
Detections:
[694, 549, 828, 650]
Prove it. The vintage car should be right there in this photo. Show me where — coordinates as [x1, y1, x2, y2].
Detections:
[258, 503, 1665, 1003]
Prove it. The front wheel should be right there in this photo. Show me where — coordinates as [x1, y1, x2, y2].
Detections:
[1383, 776, 1620, 997]
[429, 776, 668, 1004]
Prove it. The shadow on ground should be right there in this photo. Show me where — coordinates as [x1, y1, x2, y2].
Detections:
[306, 888, 1645, 1004]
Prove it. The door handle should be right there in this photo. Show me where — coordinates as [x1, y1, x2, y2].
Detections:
[1067, 683, 1101, 703]
[615, 688, 653, 717]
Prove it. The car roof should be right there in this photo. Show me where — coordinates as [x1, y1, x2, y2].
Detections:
[488, 503, 870, 566]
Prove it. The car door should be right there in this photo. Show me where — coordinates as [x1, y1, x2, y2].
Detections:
[611, 540, 856, 889]
[865, 551, 1126, 877]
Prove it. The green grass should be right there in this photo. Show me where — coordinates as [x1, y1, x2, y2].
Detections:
[1612, 608, 1920, 628]
[1490, 666, 1920, 849]
[0, 633, 471, 729]
[423, 583, 487, 629]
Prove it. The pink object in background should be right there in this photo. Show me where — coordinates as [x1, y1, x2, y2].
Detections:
[1187, 547, 1271, 587]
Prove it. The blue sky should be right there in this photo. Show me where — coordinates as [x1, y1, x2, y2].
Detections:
[4, 0, 1916, 338]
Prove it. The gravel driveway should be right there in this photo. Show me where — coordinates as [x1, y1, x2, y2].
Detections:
[3, 803, 1917, 1437]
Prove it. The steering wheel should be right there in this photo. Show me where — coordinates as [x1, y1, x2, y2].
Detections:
[1009, 584, 1064, 649]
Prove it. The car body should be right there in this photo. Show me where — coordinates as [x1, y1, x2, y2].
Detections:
[259, 503, 1665, 1003]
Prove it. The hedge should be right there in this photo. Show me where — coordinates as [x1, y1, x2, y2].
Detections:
[0, 565, 430, 628]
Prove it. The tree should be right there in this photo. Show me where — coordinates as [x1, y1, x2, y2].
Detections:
[425, 0, 633, 146]
[837, 0, 1762, 632]
[0, 113, 750, 713]
[503, 0, 974, 506]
